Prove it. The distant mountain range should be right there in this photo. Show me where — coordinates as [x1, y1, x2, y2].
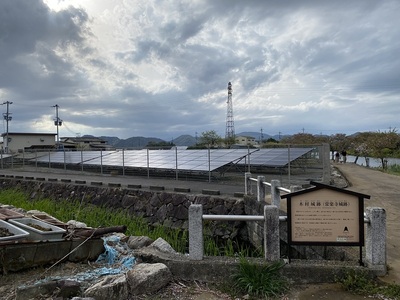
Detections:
[96, 132, 285, 147]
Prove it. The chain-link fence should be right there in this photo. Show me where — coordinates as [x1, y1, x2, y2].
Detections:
[0, 144, 330, 186]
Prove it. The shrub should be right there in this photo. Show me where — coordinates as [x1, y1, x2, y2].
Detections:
[232, 257, 289, 298]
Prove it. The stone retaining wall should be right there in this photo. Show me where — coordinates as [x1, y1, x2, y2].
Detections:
[0, 178, 247, 241]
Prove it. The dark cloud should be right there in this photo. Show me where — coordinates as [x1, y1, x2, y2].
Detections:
[0, 0, 399, 139]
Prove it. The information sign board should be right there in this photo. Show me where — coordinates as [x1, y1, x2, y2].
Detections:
[289, 189, 363, 244]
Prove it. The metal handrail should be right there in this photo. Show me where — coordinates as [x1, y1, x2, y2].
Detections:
[203, 214, 370, 223]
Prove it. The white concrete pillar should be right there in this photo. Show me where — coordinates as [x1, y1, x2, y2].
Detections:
[365, 207, 386, 275]
[189, 204, 203, 260]
[264, 205, 280, 261]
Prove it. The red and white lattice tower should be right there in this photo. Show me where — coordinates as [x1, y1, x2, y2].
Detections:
[225, 82, 235, 140]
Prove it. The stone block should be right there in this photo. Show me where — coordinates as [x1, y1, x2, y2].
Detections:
[84, 274, 128, 300]
[127, 263, 172, 296]
[201, 189, 220, 195]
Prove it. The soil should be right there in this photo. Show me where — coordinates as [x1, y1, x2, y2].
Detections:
[27, 223, 52, 231]
[0, 163, 399, 299]
[0, 228, 13, 237]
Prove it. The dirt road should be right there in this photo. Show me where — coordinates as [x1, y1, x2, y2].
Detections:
[335, 162, 400, 284]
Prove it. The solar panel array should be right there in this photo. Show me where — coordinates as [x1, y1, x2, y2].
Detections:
[32, 148, 314, 172]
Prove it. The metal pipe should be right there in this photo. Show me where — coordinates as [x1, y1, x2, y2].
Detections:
[203, 214, 370, 223]
[277, 186, 291, 193]
[203, 215, 264, 221]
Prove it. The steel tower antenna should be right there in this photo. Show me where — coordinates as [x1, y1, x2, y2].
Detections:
[225, 82, 235, 142]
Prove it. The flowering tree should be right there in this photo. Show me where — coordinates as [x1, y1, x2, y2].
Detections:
[367, 130, 400, 168]
[350, 130, 400, 168]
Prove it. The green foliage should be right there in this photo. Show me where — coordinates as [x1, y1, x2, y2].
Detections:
[337, 269, 400, 299]
[232, 257, 289, 298]
[337, 269, 376, 295]
[199, 130, 221, 147]
[386, 164, 400, 175]
[146, 141, 175, 148]
[280, 133, 329, 145]
[350, 130, 400, 164]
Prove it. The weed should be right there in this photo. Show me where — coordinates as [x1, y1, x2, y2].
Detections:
[232, 257, 289, 298]
[336, 269, 400, 299]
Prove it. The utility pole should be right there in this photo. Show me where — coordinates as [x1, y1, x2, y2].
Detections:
[2, 101, 13, 153]
[53, 104, 62, 148]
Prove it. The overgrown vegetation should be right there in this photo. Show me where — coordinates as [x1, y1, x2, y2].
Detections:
[231, 257, 289, 299]
[0, 189, 260, 257]
[336, 269, 400, 299]
[385, 164, 400, 176]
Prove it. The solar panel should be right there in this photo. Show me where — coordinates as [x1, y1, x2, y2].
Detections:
[31, 148, 314, 171]
[244, 148, 314, 167]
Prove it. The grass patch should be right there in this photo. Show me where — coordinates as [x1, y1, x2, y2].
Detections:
[0, 188, 262, 257]
[386, 164, 400, 176]
[336, 269, 400, 299]
[231, 257, 289, 298]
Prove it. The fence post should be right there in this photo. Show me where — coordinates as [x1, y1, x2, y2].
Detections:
[245, 172, 252, 195]
[264, 205, 280, 261]
[63, 149, 66, 170]
[175, 146, 178, 180]
[100, 149, 103, 175]
[321, 143, 331, 184]
[257, 176, 265, 202]
[189, 204, 203, 260]
[122, 149, 125, 176]
[271, 180, 281, 207]
[81, 150, 83, 172]
[365, 207, 386, 275]
[147, 148, 150, 178]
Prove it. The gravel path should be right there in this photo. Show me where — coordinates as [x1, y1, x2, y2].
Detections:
[335, 162, 400, 284]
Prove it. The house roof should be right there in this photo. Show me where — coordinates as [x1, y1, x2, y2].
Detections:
[61, 137, 106, 143]
[1, 132, 57, 137]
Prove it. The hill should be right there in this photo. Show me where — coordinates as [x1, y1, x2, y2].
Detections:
[99, 135, 197, 148]
[99, 136, 165, 148]
[172, 135, 197, 146]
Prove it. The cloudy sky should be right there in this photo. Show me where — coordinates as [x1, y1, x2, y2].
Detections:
[0, 0, 399, 140]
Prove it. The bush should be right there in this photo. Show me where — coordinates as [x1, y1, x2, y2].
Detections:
[232, 257, 289, 298]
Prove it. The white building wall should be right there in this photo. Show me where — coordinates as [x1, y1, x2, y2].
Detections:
[6, 134, 55, 153]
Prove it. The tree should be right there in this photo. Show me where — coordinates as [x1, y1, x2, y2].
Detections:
[199, 130, 221, 147]
[349, 130, 400, 168]
[329, 134, 349, 152]
[280, 133, 328, 145]
[147, 141, 175, 148]
[366, 130, 400, 169]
